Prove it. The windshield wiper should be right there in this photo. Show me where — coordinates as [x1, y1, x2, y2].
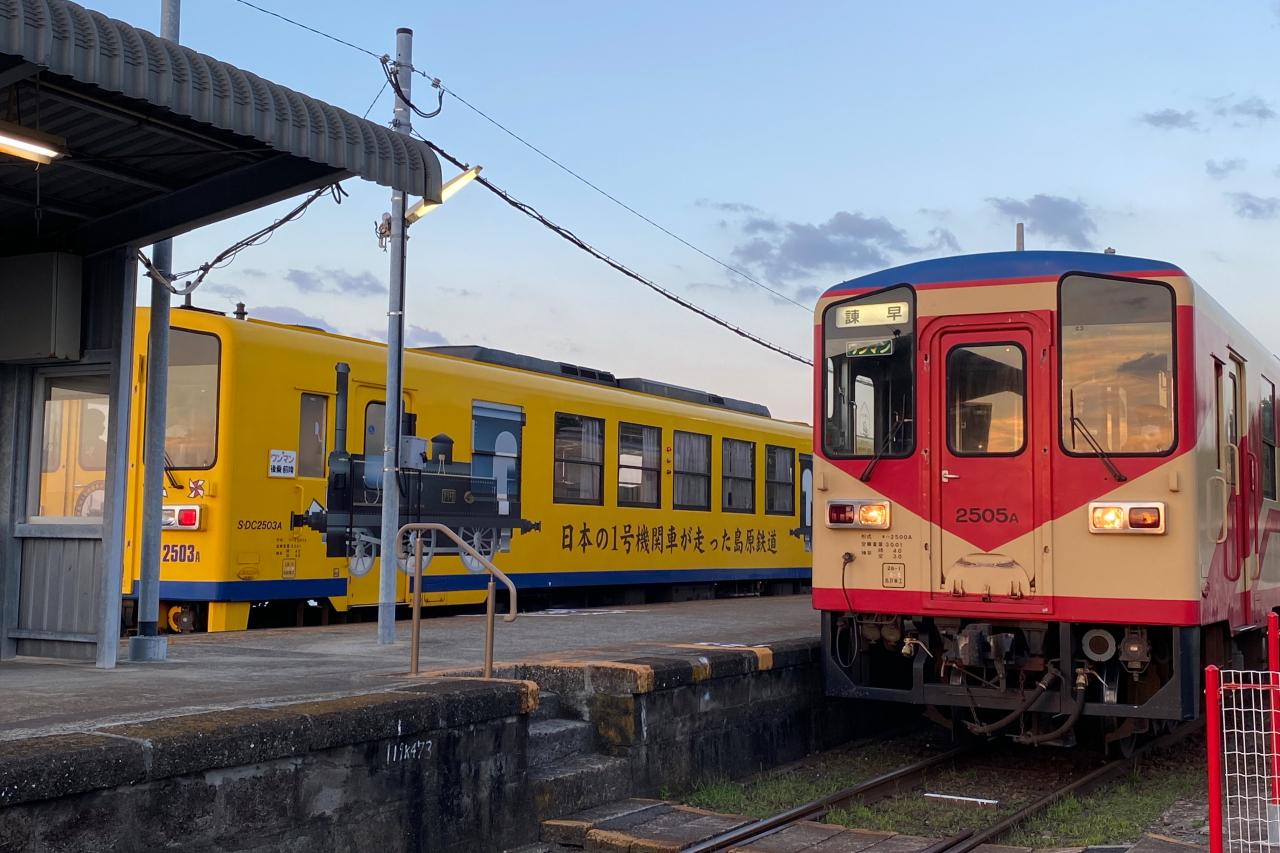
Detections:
[162, 452, 182, 490]
[1070, 416, 1127, 482]
[1068, 388, 1126, 482]
[860, 415, 904, 483]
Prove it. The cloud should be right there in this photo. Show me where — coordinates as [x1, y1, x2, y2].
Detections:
[1206, 158, 1247, 180]
[1227, 192, 1280, 220]
[1140, 109, 1199, 130]
[728, 211, 959, 282]
[406, 325, 448, 347]
[252, 305, 336, 331]
[695, 199, 761, 215]
[438, 286, 478, 298]
[1213, 95, 1276, 124]
[201, 282, 247, 299]
[365, 325, 449, 347]
[238, 268, 267, 279]
[988, 194, 1096, 250]
[285, 267, 385, 297]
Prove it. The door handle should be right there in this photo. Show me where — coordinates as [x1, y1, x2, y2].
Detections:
[1208, 474, 1228, 545]
[941, 469, 960, 482]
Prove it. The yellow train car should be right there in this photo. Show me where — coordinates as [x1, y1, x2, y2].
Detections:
[122, 307, 813, 632]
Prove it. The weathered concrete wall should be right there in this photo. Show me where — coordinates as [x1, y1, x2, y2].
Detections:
[0, 681, 538, 853]
[499, 638, 860, 810]
[0, 638, 857, 852]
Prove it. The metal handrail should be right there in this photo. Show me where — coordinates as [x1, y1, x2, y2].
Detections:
[395, 523, 518, 678]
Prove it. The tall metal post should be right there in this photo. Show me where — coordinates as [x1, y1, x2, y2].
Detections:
[129, 0, 180, 661]
[378, 27, 414, 644]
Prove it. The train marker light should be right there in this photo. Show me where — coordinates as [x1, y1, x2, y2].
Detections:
[162, 505, 202, 530]
[827, 499, 891, 529]
[1088, 501, 1164, 534]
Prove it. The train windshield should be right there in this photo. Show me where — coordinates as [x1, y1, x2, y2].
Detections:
[1059, 274, 1175, 455]
[822, 285, 915, 458]
[166, 329, 220, 469]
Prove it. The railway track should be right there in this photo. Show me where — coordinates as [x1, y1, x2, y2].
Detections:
[683, 722, 1201, 853]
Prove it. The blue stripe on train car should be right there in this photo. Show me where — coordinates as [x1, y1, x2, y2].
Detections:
[133, 568, 810, 601]
[410, 567, 812, 593]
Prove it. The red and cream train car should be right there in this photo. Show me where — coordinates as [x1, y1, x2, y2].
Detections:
[813, 250, 1275, 743]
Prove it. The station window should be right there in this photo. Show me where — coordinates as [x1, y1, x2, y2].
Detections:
[30, 373, 111, 521]
[618, 422, 660, 508]
[554, 413, 604, 505]
[722, 438, 755, 513]
[165, 328, 220, 469]
[1264, 378, 1277, 500]
[298, 393, 327, 478]
[674, 430, 711, 511]
[822, 285, 915, 459]
[1059, 274, 1175, 455]
[765, 445, 795, 515]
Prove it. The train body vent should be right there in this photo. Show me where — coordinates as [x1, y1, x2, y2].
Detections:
[617, 377, 771, 418]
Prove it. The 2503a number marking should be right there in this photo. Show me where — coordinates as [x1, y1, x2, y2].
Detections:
[161, 543, 200, 563]
[954, 507, 1019, 524]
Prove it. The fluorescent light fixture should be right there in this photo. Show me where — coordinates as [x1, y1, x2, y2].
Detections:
[405, 166, 482, 224]
[0, 120, 65, 165]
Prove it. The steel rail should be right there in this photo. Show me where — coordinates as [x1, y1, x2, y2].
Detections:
[682, 742, 982, 853]
[688, 721, 1199, 853]
[911, 721, 1203, 853]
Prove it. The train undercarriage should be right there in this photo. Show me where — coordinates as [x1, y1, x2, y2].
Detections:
[823, 611, 1205, 752]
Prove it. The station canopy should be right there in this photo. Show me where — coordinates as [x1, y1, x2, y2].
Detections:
[0, 0, 442, 256]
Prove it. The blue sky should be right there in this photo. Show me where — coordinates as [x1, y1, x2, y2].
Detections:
[90, 1, 1280, 421]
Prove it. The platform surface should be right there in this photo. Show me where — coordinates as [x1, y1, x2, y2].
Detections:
[0, 595, 816, 740]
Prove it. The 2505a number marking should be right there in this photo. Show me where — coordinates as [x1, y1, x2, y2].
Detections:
[954, 507, 1019, 524]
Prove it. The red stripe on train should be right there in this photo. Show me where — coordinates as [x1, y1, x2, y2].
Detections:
[811, 587, 1201, 625]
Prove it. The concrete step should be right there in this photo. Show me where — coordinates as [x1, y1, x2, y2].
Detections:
[530, 753, 632, 822]
[501, 843, 574, 853]
[528, 718, 594, 768]
[532, 690, 563, 721]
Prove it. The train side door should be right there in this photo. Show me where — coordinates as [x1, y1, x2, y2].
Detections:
[1222, 356, 1252, 626]
[927, 319, 1050, 613]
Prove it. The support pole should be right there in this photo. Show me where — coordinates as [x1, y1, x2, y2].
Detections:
[378, 27, 414, 645]
[130, 0, 180, 662]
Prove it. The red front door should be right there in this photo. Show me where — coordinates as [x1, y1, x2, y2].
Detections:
[927, 318, 1051, 614]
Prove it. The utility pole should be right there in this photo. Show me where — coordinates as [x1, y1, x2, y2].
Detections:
[130, 0, 180, 662]
[378, 27, 414, 645]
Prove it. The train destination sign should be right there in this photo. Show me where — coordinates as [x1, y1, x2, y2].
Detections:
[835, 301, 910, 328]
[846, 339, 894, 358]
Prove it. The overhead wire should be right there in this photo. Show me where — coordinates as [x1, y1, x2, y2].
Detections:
[227, 0, 810, 313]
[140, 183, 348, 294]
[417, 132, 811, 367]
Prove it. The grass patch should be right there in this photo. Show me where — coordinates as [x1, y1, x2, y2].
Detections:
[1001, 751, 1206, 848]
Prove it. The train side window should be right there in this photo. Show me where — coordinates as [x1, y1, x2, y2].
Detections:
[554, 413, 604, 505]
[765, 445, 795, 515]
[1060, 274, 1175, 455]
[1263, 378, 1276, 500]
[365, 402, 385, 459]
[723, 438, 756, 513]
[165, 328, 220, 469]
[298, 393, 328, 478]
[618, 422, 660, 508]
[947, 343, 1026, 455]
[1214, 362, 1223, 469]
[674, 431, 711, 510]
[821, 284, 915, 459]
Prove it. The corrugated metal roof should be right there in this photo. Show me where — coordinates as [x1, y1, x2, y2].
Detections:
[0, 0, 441, 200]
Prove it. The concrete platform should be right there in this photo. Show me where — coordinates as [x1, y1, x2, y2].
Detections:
[0, 595, 817, 740]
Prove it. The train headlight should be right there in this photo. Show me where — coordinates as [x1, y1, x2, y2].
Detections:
[827, 499, 891, 529]
[1088, 502, 1164, 534]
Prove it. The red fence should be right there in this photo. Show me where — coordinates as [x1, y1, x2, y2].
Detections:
[1207, 612, 1280, 853]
